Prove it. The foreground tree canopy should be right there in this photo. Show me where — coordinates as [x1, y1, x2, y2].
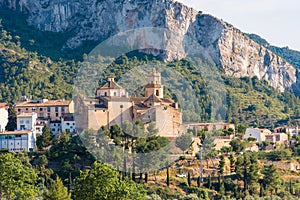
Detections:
[0, 153, 39, 199]
[72, 162, 146, 200]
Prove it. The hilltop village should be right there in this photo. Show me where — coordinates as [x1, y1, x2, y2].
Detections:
[0, 69, 295, 154]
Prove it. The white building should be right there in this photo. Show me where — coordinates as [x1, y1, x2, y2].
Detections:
[0, 130, 36, 152]
[49, 120, 61, 137]
[61, 114, 76, 134]
[0, 103, 8, 132]
[17, 112, 37, 131]
[244, 128, 272, 143]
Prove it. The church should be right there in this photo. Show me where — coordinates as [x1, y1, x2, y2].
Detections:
[75, 69, 182, 138]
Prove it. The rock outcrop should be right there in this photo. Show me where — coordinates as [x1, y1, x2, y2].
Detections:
[0, 0, 298, 93]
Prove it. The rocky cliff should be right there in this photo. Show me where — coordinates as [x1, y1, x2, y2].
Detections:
[0, 0, 298, 94]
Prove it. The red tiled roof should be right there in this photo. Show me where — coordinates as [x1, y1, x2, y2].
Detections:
[16, 100, 72, 107]
[144, 94, 162, 103]
[98, 81, 123, 90]
[0, 103, 8, 108]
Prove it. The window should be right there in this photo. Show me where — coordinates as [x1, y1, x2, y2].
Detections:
[18, 109, 21, 112]
[56, 113, 59, 117]
[156, 90, 159, 96]
[26, 108, 28, 111]
[52, 128, 56, 132]
[54, 124, 56, 126]
[61, 107, 65, 112]
[26, 120, 30, 124]
[32, 108, 35, 111]
[55, 107, 59, 112]
[67, 123, 70, 126]
[73, 123, 75, 125]
[47, 107, 51, 112]
[40, 108, 43, 111]
[114, 92, 117, 96]
[104, 92, 107, 96]
[20, 120, 24, 124]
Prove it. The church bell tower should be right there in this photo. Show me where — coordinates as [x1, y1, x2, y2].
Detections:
[145, 68, 163, 98]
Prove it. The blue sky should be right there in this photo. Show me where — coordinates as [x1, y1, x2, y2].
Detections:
[178, 0, 300, 51]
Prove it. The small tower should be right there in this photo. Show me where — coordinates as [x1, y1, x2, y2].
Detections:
[145, 68, 163, 98]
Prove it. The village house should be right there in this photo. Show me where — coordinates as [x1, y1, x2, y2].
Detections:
[243, 128, 272, 143]
[182, 122, 235, 134]
[75, 68, 182, 137]
[0, 130, 36, 152]
[0, 103, 8, 132]
[16, 99, 74, 121]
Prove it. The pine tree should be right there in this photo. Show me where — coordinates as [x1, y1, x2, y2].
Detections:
[43, 176, 71, 200]
[262, 164, 281, 195]
[248, 153, 259, 195]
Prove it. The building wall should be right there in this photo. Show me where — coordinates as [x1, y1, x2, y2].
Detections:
[50, 122, 61, 137]
[97, 88, 126, 97]
[62, 121, 76, 133]
[155, 106, 182, 137]
[0, 132, 36, 152]
[0, 107, 8, 132]
[17, 113, 37, 130]
[16, 102, 74, 121]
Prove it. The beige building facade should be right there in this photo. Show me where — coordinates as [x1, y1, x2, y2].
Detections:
[75, 69, 182, 137]
[16, 99, 74, 121]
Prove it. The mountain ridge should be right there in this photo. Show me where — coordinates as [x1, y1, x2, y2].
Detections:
[0, 0, 299, 95]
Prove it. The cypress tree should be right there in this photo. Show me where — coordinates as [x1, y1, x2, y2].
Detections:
[187, 171, 191, 187]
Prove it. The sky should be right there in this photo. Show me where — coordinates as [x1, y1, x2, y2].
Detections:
[178, 0, 300, 51]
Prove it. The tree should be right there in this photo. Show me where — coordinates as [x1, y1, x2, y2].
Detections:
[43, 176, 71, 200]
[230, 139, 246, 153]
[5, 104, 17, 131]
[218, 154, 225, 176]
[229, 154, 235, 173]
[262, 164, 281, 195]
[248, 153, 260, 195]
[37, 124, 52, 150]
[73, 162, 146, 200]
[175, 133, 193, 154]
[188, 171, 191, 187]
[0, 153, 39, 199]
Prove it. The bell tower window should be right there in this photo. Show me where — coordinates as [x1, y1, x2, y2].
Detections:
[156, 90, 159, 96]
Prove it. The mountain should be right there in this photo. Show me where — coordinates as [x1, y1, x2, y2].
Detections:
[248, 33, 300, 69]
[0, 0, 299, 95]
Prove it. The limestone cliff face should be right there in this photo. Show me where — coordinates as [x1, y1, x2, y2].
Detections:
[0, 0, 298, 93]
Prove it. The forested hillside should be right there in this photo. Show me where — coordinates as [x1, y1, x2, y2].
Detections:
[1, 10, 300, 127]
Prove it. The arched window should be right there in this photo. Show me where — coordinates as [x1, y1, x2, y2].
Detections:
[104, 92, 107, 96]
[156, 90, 159, 96]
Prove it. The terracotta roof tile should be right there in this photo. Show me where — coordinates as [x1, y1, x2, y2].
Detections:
[0, 103, 8, 108]
[16, 100, 72, 107]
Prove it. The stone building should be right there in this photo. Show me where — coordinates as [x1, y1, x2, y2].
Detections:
[75, 69, 182, 137]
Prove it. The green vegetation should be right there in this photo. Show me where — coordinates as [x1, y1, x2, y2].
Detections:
[73, 162, 146, 200]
